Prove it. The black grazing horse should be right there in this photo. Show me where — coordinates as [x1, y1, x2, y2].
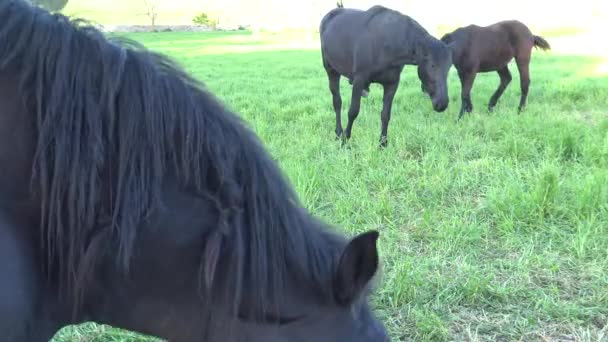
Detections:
[440, 20, 551, 119]
[320, 5, 452, 147]
[0, 1, 390, 341]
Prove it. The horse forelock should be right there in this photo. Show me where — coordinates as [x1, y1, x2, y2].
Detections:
[0, 0, 343, 323]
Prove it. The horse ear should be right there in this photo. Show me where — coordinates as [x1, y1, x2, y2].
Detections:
[333, 230, 380, 305]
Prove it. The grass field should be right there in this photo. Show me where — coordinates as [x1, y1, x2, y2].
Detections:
[53, 31, 608, 341]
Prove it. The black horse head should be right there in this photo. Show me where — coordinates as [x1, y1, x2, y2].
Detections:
[417, 39, 452, 112]
[0, 0, 390, 341]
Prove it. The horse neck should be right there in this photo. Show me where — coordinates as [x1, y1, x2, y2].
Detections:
[396, 18, 436, 65]
[412, 32, 438, 65]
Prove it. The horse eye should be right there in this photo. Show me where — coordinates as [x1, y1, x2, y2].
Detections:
[238, 310, 304, 326]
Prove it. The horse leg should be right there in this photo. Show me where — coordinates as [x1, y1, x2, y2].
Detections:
[488, 66, 512, 111]
[343, 77, 365, 143]
[326, 69, 343, 138]
[349, 78, 369, 97]
[0, 211, 63, 341]
[457, 69, 477, 120]
[515, 56, 531, 113]
[379, 81, 399, 148]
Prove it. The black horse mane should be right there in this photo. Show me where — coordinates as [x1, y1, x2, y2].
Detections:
[440, 33, 451, 44]
[363, 5, 446, 63]
[365, 5, 430, 36]
[364, 4, 391, 23]
[0, 0, 345, 321]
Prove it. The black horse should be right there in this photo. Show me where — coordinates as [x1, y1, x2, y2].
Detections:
[0, 1, 389, 341]
[441, 20, 551, 119]
[320, 5, 452, 147]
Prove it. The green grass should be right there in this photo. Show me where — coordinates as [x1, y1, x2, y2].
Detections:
[54, 31, 608, 341]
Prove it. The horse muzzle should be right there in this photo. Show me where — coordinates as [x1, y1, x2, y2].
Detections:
[432, 97, 448, 112]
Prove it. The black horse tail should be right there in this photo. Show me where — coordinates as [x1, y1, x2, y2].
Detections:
[336, 0, 343, 8]
[533, 35, 551, 51]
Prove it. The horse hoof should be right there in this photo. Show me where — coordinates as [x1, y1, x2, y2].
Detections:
[379, 137, 388, 148]
[340, 135, 348, 146]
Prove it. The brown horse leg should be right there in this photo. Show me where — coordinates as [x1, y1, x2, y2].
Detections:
[343, 77, 366, 142]
[379, 81, 399, 148]
[458, 69, 477, 120]
[515, 57, 531, 113]
[326, 69, 343, 138]
[488, 66, 512, 111]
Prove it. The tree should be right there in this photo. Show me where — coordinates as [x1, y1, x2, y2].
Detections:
[29, 0, 69, 12]
[141, 0, 159, 30]
[192, 12, 218, 29]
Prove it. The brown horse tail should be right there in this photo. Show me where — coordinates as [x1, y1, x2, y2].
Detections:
[533, 35, 551, 51]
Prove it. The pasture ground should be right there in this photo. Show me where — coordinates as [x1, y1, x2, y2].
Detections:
[54, 31, 608, 341]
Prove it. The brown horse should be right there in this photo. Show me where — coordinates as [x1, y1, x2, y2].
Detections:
[440, 20, 551, 119]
